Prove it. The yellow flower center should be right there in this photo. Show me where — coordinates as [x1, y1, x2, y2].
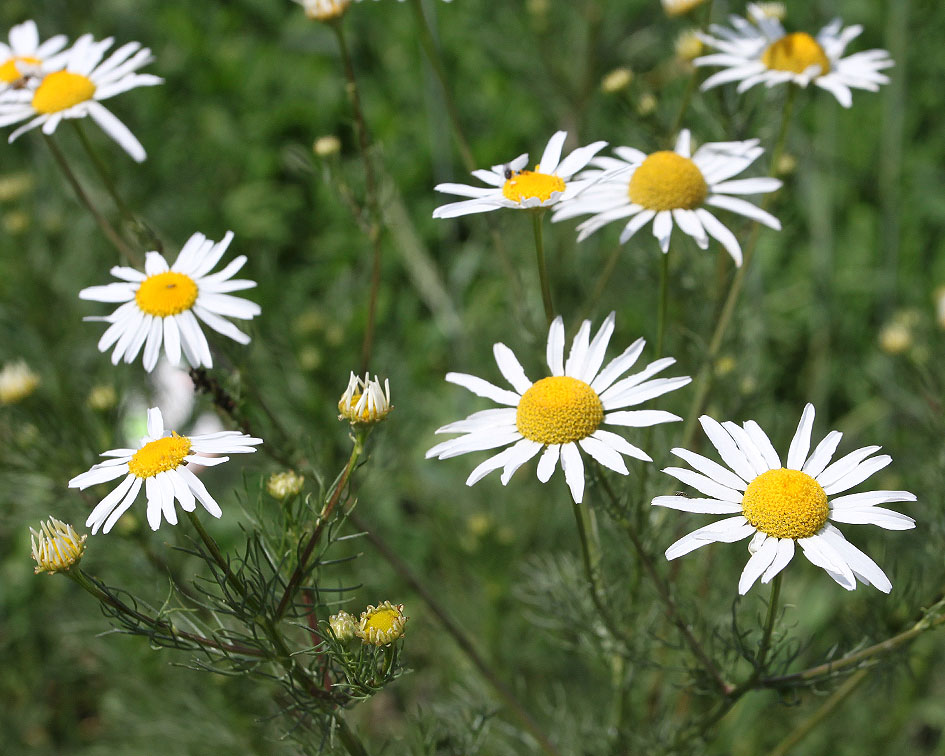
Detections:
[741, 468, 829, 540]
[628, 151, 708, 211]
[516, 376, 603, 445]
[127, 434, 192, 479]
[502, 168, 566, 204]
[135, 272, 199, 317]
[0, 56, 41, 84]
[761, 32, 831, 76]
[31, 71, 97, 114]
[364, 607, 400, 635]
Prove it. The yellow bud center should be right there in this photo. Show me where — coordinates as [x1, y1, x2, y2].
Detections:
[502, 168, 566, 204]
[742, 468, 829, 540]
[127, 434, 192, 479]
[31, 71, 96, 114]
[628, 151, 708, 211]
[0, 56, 41, 84]
[761, 32, 831, 76]
[516, 376, 603, 445]
[365, 607, 399, 635]
[135, 272, 199, 317]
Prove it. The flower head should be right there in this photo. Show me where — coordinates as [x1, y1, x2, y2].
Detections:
[0, 360, 39, 404]
[432, 131, 607, 218]
[357, 601, 407, 646]
[427, 312, 690, 503]
[294, 0, 352, 21]
[338, 372, 392, 425]
[661, 0, 706, 16]
[79, 231, 260, 372]
[655, 404, 916, 594]
[0, 20, 68, 92]
[267, 470, 305, 500]
[329, 610, 358, 641]
[31, 517, 87, 574]
[69, 407, 263, 534]
[552, 130, 781, 265]
[0, 33, 162, 161]
[695, 4, 894, 107]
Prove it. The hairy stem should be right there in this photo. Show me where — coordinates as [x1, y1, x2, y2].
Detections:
[532, 211, 555, 325]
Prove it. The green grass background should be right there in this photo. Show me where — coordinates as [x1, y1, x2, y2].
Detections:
[1, 0, 944, 753]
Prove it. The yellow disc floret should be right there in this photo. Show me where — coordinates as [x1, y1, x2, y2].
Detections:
[32, 71, 97, 114]
[628, 151, 708, 211]
[502, 168, 566, 204]
[742, 468, 829, 540]
[357, 601, 408, 646]
[516, 376, 604, 445]
[761, 32, 831, 75]
[128, 433, 192, 479]
[135, 272, 199, 317]
[0, 56, 41, 83]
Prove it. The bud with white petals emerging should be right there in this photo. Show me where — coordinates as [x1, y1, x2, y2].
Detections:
[338, 372, 392, 425]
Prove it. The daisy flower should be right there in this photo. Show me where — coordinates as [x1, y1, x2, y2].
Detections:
[694, 4, 894, 107]
[69, 407, 263, 534]
[656, 404, 916, 594]
[551, 130, 781, 265]
[294, 0, 351, 20]
[0, 20, 68, 92]
[661, 0, 706, 17]
[79, 231, 260, 372]
[427, 312, 691, 503]
[0, 33, 162, 161]
[432, 131, 607, 219]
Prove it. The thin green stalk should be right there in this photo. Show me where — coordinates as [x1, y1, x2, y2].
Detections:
[68, 569, 264, 657]
[756, 572, 782, 672]
[766, 669, 868, 756]
[71, 121, 134, 224]
[334, 714, 371, 756]
[274, 436, 363, 620]
[186, 510, 249, 598]
[348, 510, 563, 756]
[42, 134, 139, 265]
[579, 241, 623, 321]
[331, 20, 385, 374]
[407, 0, 476, 172]
[677, 85, 797, 449]
[668, 0, 714, 137]
[570, 498, 632, 648]
[532, 211, 555, 324]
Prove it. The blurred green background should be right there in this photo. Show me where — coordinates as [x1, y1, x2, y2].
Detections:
[1, 0, 944, 753]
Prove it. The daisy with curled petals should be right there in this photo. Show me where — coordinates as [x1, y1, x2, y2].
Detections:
[79, 231, 260, 372]
[694, 3, 894, 108]
[432, 131, 607, 219]
[551, 130, 781, 265]
[0, 33, 162, 161]
[69, 407, 263, 534]
[0, 20, 68, 92]
[427, 312, 691, 503]
[656, 404, 916, 594]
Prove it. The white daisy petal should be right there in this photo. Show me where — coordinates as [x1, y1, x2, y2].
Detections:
[445, 372, 521, 406]
[466, 447, 517, 486]
[761, 538, 796, 584]
[699, 415, 758, 482]
[536, 444, 561, 483]
[739, 535, 779, 594]
[670, 447, 748, 491]
[665, 517, 754, 559]
[547, 316, 566, 376]
[801, 430, 843, 478]
[500, 439, 544, 485]
[828, 506, 915, 531]
[662, 467, 743, 503]
[820, 524, 891, 592]
[560, 442, 586, 503]
[603, 409, 680, 429]
[591, 429, 651, 462]
[493, 343, 532, 394]
[786, 403, 815, 470]
[538, 130, 567, 174]
[578, 436, 629, 475]
[816, 445, 883, 488]
[101, 477, 143, 534]
[799, 534, 857, 590]
[829, 490, 916, 508]
[742, 420, 782, 470]
[651, 496, 743, 514]
[822, 455, 892, 496]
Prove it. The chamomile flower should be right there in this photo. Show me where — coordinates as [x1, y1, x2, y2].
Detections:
[661, 0, 706, 17]
[656, 404, 916, 594]
[427, 312, 690, 503]
[432, 131, 607, 218]
[694, 4, 894, 107]
[0, 20, 68, 92]
[0, 33, 162, 161]
[69, 407, 263, 534]
[79, 231, 260, 372]
[294, 0, 351, 20]
[552, 130, 781, 265]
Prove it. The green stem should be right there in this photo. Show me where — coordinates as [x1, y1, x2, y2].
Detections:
[570, 498, 632, 648]
[532, 211, 555, 325]
[274, 436, 363, 620]
[766, 669, 868, 756]
[677, 85, 797, 450]
[656, 250, 669, 359]
[756, 572, 782, 672]
[668, 0, 714, 138]
[42, 134, 139, 265]
[331, 20, 385, 375]
[348, 510, 563, 756]
[186, 510, 249, 598]
[71, 121, 134, 224]
[334, 714, 371, 756]
[67, 569, 264, 657]
[407, 0, 477, 172]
